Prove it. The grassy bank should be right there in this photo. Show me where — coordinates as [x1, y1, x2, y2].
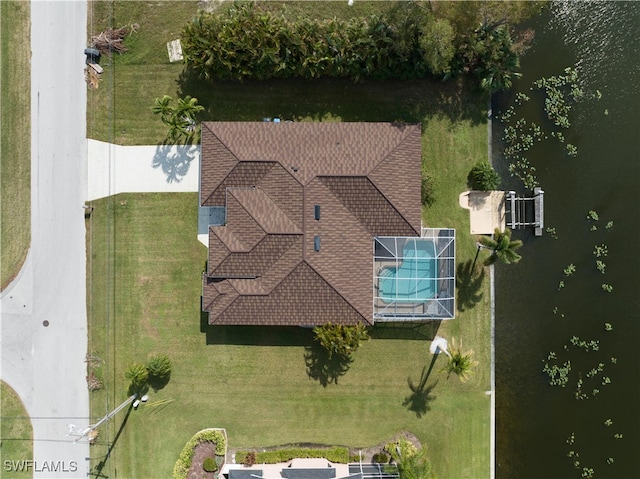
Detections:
[86, 1, 491, 478]
[0, 381, 33, 479]
[1, 0, 31, 289]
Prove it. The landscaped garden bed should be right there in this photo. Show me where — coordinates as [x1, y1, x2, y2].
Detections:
[174, 428, 227, 479]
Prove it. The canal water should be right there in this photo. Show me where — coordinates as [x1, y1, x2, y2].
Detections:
[493, 2, 640, 479]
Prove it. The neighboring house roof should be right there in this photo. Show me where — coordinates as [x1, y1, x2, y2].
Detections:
[201, 122, 422, 326]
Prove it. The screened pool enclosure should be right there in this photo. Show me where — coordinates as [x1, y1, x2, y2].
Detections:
[373, 229, 455, 320]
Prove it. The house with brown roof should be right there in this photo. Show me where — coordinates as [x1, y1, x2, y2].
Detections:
[200, 122, 455, 327]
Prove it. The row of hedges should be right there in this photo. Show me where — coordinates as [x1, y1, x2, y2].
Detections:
[173, 429, 227, 479]
[181, 2, 524, 91]
[182, 2, 453, 82]
[235, 446, 349, 465]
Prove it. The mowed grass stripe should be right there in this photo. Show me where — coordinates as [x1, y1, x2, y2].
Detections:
[1, 0, 31, 289]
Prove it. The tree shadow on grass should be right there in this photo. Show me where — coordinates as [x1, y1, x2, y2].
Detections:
[456, 260, 485, 312]
[369, 320, 441, 340]
[403, 354, 440, 418]
[176, 68, 487, 126]
[90, 403, 134, 478]
[148, 373, 170, 392]
[304, 342, 353, 387]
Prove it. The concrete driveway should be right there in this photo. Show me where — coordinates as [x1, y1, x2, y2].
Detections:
[0, 1, 89, 477]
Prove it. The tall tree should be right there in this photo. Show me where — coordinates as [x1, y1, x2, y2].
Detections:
[151, 95, 204, 144]
[479, 228, 523, 265]
[419, 16, 455, 75]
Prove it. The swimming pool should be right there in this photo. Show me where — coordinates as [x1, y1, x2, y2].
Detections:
[379, 240, 437, 303]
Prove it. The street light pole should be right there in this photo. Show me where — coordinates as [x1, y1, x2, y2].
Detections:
[67, 394, 147, 442]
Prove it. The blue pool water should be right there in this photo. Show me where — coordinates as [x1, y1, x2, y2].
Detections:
[379, 241, 437, 302]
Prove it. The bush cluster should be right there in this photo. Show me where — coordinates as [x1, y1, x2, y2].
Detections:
[467, 161, 501, 191]
[203, 457, 218, 473]
[235, 446, 349, 465]
[182, 2, 452, 82]
[173, 429, 226, 479]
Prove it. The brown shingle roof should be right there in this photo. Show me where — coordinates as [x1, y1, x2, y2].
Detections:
[201, 122, 421, 326]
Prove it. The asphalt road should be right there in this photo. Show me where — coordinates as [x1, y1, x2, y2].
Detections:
[0, 1, 90, 477]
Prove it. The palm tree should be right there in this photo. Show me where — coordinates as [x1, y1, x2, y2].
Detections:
[151, 95, 173, 125]
[442, 338, 478, 382]
[125, 363, 149, 396]
[478, 228, 523, 265]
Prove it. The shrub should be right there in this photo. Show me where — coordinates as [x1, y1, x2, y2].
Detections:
[468, 161, 501, 190]
[125, 363, 149, 395]
[236, 447, 349, 465]
[372, 452, 389, 464]
[421, 175, 435, 207]
[146, 354, 172, 391]
[203, 457, 217, 473]
[313, 323, 370, 359]
[243, 451, 256, 467]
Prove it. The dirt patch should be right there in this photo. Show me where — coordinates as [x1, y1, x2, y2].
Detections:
[187, 442, 219, 479]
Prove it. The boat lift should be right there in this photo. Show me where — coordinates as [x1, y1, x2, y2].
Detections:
[506, 187, 544, 236]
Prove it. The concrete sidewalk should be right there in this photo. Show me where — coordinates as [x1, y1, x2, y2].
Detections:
[87, 139, 200, 200]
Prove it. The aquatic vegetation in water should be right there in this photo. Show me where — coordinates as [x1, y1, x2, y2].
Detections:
[542, 358, 571, 387]
[581, 467, 594, 478]
[586, 363, 605, 378]
[563, 264, 576, 276]
[570, 336, 599, 352]
[603, 322, 612, 331]
[501, 66, 604, 190]
[546, 226, 558, 239]
[593, 244, 608, 257]
[604, 419, 612, 426]
[596, 260, 606, 274]
[601, 283, 613, 293]
[605, 220, 614, 230]
[587, 210, 599, 221]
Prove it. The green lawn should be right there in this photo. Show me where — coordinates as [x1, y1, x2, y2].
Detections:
[1, 0, 31, 290]
[87, 191, 491, 479]
[0, 381, 34, 479]
[86, 2, 491, 478]
[85, 125, 491, 478]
